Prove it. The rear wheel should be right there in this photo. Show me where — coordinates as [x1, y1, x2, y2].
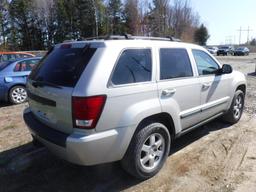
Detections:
[121, 123, 170, 180]
[222, 90, 244, 124]
[9, 86, 27, 104]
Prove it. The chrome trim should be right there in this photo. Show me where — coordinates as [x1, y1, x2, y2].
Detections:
[180, 97, 230, 119]
[201, 97, 230, 111]
[177, 112, 224, 137]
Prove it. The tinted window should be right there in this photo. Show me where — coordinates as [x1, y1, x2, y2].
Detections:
[30, 46, 96, 87]
[192, 49, 219, 75]
[111, 49, 152, 85]
[160, 48, 193, 80]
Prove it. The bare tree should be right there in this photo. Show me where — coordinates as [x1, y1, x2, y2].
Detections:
[168, 0, 199, 41]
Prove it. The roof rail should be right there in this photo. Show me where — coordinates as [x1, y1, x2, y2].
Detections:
[77, 34, 181, 42]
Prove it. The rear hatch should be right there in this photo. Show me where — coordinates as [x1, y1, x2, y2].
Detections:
[27, 43, 97, 134]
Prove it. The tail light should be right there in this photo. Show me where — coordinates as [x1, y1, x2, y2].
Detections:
[72, 95, 106, 129]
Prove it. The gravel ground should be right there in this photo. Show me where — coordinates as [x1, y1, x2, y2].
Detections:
[0, 54, 256, 192]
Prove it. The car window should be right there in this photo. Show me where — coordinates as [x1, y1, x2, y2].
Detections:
[160, 48, 193, 80]
[14, 63, 21, 72]
[111, 49, 152, 85]
[192, 49, 220, 75]
[25, 59, 40, 71]
[1, 54, 16, 62]
[19, 54, 31, 58]
[14, 59, 40, 72]
[30, 46, 97, 87]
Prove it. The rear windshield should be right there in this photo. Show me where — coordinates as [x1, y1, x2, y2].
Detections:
[30, 45, 97, 87]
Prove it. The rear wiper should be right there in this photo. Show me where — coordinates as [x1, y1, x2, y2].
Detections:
[32, 81, 62, 89]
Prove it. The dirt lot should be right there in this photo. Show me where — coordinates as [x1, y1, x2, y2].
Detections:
[0, 54, 256, 192]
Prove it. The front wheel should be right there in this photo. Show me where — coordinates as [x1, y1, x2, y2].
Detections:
[9, 86, 28, 104]
[222, 90, 244, 124]
[121, 123, 171, 180]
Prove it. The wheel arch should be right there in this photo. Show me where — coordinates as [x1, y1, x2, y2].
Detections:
[236, 84, 246, 95]
[135, 112, 176, 140]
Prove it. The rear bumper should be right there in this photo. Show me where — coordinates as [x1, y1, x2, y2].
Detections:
[23, 108, 132, 166]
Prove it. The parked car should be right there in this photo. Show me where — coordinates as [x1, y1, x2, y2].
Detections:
[0, 57, 41, 104]
[0, 52, 35, 62]
[217, 46, 234, 56]
[207, 46, 218, 54]
[23, 36, 246, 180]
[234, 47, 250, 56]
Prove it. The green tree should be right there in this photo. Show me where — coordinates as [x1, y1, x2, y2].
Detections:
[9, 0, 44, 50]
[75, 0, 96, 38]
[147, 0, 170, 37]
[0, 0, 9, 50]
[107, 0, 124, 35]
[194, 24, 209, 46]
[95, 0, 108, 36]
[124, 0, 140, 35]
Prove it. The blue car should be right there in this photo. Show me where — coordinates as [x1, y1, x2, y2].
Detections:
[0, 57, 41, 104]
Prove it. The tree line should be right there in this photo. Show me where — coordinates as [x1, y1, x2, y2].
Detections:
[0, 0, 209, 51]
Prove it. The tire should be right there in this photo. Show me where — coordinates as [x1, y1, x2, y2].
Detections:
[121, 122, 171, 180]
[222, 90, 244, 124]
[9, 85, 28, 104]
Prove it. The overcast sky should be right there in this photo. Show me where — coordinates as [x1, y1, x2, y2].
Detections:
[190, 0, 256, 45]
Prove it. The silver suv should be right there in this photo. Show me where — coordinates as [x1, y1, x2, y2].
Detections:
[23, 36, 246, 179]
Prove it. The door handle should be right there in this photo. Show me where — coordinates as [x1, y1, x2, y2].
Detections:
[162, 88, 176, 96]
[202, 83, 211, 89]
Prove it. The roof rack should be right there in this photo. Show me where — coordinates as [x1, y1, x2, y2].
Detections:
[78, 34, 181, 42]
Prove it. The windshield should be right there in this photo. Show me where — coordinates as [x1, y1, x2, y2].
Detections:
[29, 44, 97, 87]
[220, 47, 229, 49]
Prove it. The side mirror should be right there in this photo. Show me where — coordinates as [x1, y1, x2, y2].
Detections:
[221, 64, 233, 74]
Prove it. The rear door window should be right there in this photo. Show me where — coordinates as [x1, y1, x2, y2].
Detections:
[14, 59, 40, 72]
[30, 45, 97, 87]
[160, 48, 193, 80]
[111, 49, 152, 85]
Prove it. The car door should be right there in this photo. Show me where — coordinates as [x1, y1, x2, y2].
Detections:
[157, 48, 202, 130]
[191, 49, 232, 121]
